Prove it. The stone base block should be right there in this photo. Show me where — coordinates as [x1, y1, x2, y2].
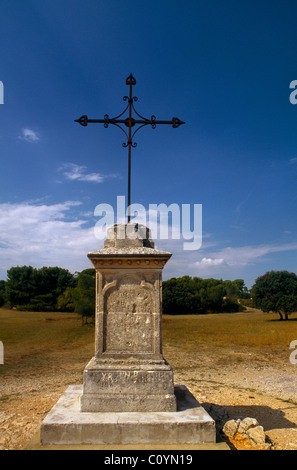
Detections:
[81, 357, 176, 412]
[40, 385, 216, 446]
[81, 393, 176, 413]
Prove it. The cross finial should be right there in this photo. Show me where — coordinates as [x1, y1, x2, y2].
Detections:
[126, 73, 136, 86]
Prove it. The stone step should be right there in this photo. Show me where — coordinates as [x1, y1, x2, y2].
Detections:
[25, 431, 230, 450]
[37, 385, 226, 448]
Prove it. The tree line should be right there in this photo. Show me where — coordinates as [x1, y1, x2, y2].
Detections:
[1, 265, 296, 321]
[0, 266, 249, 318]
[162, 276, 249, 315]
[0, 266, 95, 323]
[162, 271, 297, 319]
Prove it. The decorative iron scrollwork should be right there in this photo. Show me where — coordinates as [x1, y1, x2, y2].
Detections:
[75, 74, 185, 149]
[75, 74, 185, 223]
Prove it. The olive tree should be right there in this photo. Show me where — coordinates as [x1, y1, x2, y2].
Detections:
[251, 270, 297, 320]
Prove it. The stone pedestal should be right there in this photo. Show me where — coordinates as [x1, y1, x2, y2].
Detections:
[80, 223, 176, 412]
[39, 223, 217, 447]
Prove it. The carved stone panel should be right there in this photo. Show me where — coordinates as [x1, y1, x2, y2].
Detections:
[103, 275, 155, 354]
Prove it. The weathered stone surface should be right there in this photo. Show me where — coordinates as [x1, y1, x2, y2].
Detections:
[237, 417, 259, 434]
[81, 357, 176, 412]
[222, 418, 272, 450]
[39, 223, 218, 446]
[103, 223, 155, 249]
[88, 223, 171, 260]
[246, 425, 267, 448]
[40, 385, 216, 446]
[81, 224, 176, 412]
[222, 419, 240, 438]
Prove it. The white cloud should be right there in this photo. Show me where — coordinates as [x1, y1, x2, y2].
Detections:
[195, 257, 225, 267]
[0, 201, 100, 278]
[18, 128, 40, 143]
[289, 157, 297, 165]
[60, 163, 105, 183]
[191, 242, 297, 270]
[1, 199, 296, 284]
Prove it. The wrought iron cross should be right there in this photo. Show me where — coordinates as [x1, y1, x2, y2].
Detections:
[75, 73, 185, 223]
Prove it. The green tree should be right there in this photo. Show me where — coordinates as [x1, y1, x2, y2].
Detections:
[251, 270, 297, 320]
[233, 279, 250, 299]
[5, 266, 36, 307]
[0, 280, 6, 307]
[162, 276, 202, 315]
[223, 279, 240, 300]
[5, 265, 74, 311]
[57, 287, 76, 312]
[72, 269, 96, 324]
[162, 276, 246, 315]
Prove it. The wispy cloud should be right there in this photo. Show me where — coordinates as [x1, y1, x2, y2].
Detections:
[1, 199, 296, 284]
[289, 157, 297, 165]
[191, 242, 297, 270]
[59, 163, 117, 184]
[0, 201, 98, 278]
[195, 257, 224, 267]
[18, 128, 40, 143]
[235, 190, 253, 214]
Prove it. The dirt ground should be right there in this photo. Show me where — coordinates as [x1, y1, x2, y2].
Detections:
[1, 336, 297, 451]
[171, 346, 297, 450]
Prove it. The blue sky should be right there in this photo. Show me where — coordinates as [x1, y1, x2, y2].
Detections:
[0, 0, 297, 288]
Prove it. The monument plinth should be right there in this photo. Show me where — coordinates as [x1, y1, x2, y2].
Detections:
[81, 223, 176, 412]
[39, 224, 216, 447]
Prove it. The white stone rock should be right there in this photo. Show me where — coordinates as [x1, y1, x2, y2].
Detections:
[222, 419, 240, 438]
[237, 417, 259, 434]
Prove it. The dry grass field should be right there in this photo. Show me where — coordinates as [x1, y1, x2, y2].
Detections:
[0, 307, 297, 450]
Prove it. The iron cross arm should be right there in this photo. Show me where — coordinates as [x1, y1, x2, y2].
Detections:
[74, 115, 185, 129]
[75, 72, 185, 147]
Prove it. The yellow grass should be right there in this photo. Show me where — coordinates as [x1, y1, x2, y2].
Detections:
[0, 307, 296, 373]
[162, 309, 297, 350]
[0, 309, 94, 374]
